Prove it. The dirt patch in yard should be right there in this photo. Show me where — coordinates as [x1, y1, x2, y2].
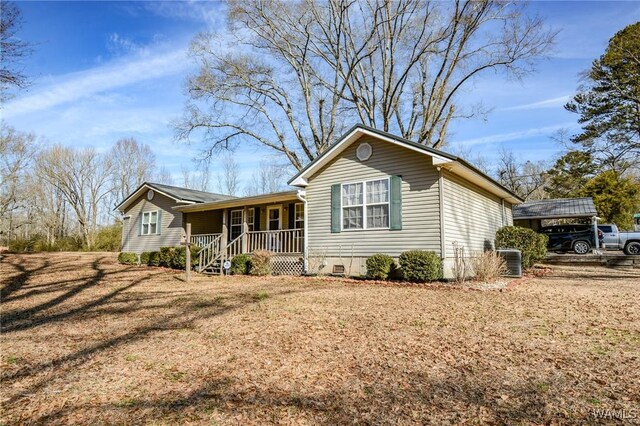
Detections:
[1, 253, 639, 425]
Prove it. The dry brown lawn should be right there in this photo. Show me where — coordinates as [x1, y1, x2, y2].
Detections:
[1, 252, 639, 425]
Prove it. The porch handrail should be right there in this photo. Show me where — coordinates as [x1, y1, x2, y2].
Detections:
[247, 229, 303, 254]
[197, 233, 223, 273]
[191, 233, 222, 248]
[224, 233, 244, 259]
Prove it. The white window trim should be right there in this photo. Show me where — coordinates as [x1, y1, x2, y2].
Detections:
[141, 210, 159, 235]
[267, 205, 282, 230]
[340, 177, 390, 231]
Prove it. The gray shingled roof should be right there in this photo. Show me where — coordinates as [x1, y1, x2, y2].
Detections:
[147, 182, 236, 203]
[513, 197, 596, 220]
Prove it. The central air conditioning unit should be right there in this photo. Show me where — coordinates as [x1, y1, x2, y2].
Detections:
[497, 249, 522, 277]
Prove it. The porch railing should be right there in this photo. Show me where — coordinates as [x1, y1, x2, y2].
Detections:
[248, 229, 303, 254]
[191, 233, 222, 248]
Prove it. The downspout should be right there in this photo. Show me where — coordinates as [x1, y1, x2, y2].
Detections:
[296, 189, 309, 273]
[437, 167, 446, 259]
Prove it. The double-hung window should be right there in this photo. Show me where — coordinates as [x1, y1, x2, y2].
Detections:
[230, 210, 243, 240]
[341, 178, 389, 230]
[141, 211, 159, 235]
[294, 203, 304, 229]
[247, 208, 255, 232]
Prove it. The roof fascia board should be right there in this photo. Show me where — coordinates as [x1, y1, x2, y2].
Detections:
[174, 192, 299, 213]
[115, 183, 195, 212]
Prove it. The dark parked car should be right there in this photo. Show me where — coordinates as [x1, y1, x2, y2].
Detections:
[539, 224, 601, 254]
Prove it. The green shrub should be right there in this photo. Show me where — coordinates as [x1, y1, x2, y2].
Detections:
[140, 252, 151, 265]
[118, 252, 138, 265]
[495, 226, 548, 269]
[230, 253, 251, 275]
[159, 247, 175, 267]
[398, 250, 443, 282]
[249, 250, 273, 276]
[94, 222, 122, 251]
[148, 251, 161, 266]
[366, 254, 396, 280]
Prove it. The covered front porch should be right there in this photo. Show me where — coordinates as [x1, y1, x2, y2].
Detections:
[175, 191, 305, 274]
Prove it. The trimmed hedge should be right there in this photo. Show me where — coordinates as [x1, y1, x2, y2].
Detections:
[157, 246, 200, 269]
[148, 251, 161, 266]
[140, 251, 151, 265]
[398, 250, 443, 282]
[249, 250, 273, 276]
[495, 226, 548, 269]
[117, 252, 138, 265]
[230, 253, 251, 275]
[366, 254, 396, 280]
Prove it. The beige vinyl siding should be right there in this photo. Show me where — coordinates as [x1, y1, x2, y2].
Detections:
[184, 210, 224, 235]
[306, 135, 441, 257]
[121, 192, 184, 253]
[442, 170, 507, 258]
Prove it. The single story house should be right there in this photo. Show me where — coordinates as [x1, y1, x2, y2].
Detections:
[116, 124, 522, 278]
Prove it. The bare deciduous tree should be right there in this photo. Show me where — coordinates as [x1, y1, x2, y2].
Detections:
[156, 166, 174, 185]
[110, 137, 156, 205]
[496, 148, 548, 201]
[215, 154, 240, 196]
[1, 2, 32, 99]
[0, 125, 36, 221]
[244, 160, 292, 196]
[36, 146, 114, 248]
[178, 0, 556, 170]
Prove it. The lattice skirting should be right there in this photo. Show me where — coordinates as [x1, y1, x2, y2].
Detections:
[271, 255, 304, 276]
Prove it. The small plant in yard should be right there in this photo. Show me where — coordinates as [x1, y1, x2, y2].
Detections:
[230, 253, 251, 275]
[365, 253, 396, 280]
[5, 355, 19, 364]
[254, 291, 269, 301]
[249, 250, 273, 276]
[117, 252, 138, 265]
[471, 251, 507, 282]
[398, 250, 443, 282]
[496, 226, 548, 269]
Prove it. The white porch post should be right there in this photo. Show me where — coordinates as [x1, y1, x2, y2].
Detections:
[242, 206, 248, 253]
[296, 190, 308, 273]
[221, 208, 228, 250]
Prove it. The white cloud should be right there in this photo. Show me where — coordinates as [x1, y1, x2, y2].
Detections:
[501, 95, 571, 111]
[457, 122, 578, 147]
[3, 47, 190, 119]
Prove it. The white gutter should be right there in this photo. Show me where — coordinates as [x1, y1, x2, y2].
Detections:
[296, 189, 309, 273]
[438, 167, 446, 259]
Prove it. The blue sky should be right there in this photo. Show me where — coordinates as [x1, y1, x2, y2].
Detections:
[4, 1, 640, 188]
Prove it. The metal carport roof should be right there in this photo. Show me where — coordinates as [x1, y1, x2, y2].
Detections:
[513, 197, 597, 220]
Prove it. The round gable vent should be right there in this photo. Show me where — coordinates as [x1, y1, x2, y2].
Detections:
[147, 189, 155, 200]
[356, 142, 372, 161]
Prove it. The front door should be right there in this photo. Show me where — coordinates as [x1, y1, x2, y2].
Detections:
[267, 206, 282, 251]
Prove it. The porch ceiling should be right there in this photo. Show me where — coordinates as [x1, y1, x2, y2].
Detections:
[173, 190, 300, 213]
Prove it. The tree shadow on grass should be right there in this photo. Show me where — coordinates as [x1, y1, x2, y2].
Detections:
[25, 370, 597, 425]
[0, 257, 51, 301]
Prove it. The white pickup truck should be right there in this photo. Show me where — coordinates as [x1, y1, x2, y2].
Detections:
[598, 224, 640, 255]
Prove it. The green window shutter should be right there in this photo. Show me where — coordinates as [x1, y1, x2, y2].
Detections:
[157, 210, 162, 235]
[138, 213, 143, 236]
[288, 203, 295, 229]
[390, 175, 402, 230]
[331, 184, 341, 233]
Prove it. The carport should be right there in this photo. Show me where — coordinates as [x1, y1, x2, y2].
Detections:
[513, 197, 597, 231]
